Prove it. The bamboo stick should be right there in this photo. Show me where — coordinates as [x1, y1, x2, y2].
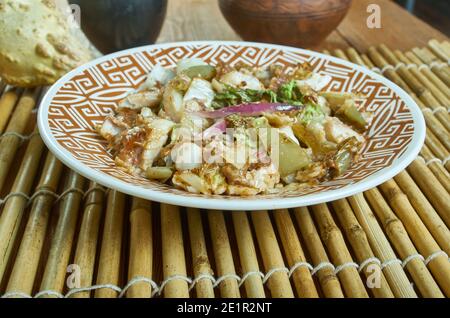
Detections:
[0, 88, 20, 133]
[0, 129, 44, 280]
[69, 182, 105, 298]
[421, 46, 450, 75]
[428, 39, 448, 62]
[364, 188, 444, 298]
[345, 46, 450, 168]
[330, 46, 446, 296]
[348, 46, 450, 155]
[438, 41, 450, 56]
[437, 40, 450, 57]
[423, 128, 450, 165]
[334, 44, 450, 195]
[38, 171, 85, 296]
[427, 42, 450, 59]
[367, 47, 412, 93]
[5, 153, 64, 295]
[208, 211, 240, 298]
[187, 208, 215, 298]
[367, 47, 450, 152]
[251, 211, 294, 298]
[95, 190, 126, 298]
[331, 199, 394, 298]
[0, 89, 38, 192]
[359, 47, 450, 157]
[419, 145, 450, 190]
[332, 49, 349, 61]
[370, 46, 417, 94]
[412, 47, 450, 86]
[346, 48, 366, 66]
[346, 47, 450, 161]
[347, 194, 417, 297]
[419, 102, 450, 153]
[394, 171, 450, 245]
[404, 51, 450, 100]
[127, 197, 153, 298]
[378, 45, 450, 131]
[352, 41, 450, 204]
[310, 204, 368, 298]
[407, 159, 450, 224]
[160, 204, 189, 298]
[423, 117, 450, 154]
[293, 207, 344, 298]
[361, 54, 378, 71]
[395, 50, 449, 106]
[378, 44, 446, 100]
[231, 211, 265, 298]
[379, 180, 450, 296]
[273, 209, 318, 298]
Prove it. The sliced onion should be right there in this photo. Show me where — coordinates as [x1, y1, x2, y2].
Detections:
[191, 103, 300, 119]
[201, 119, 226, 140]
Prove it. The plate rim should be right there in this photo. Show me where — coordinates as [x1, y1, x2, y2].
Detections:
[37, 40, 426, 211]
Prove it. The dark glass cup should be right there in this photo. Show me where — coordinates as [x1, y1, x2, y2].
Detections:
[70, 0, 168, 54]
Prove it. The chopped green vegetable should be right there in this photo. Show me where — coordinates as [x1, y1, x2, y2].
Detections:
[277, 132, 311, 177]
[253, 116, 269, 128]
[277, 80, 304, 105]
[266, 90, 278, 103]
[320, 92, 354, 108]
[211, 84, 275, 109]
[298, 103, 324, 125]
[291, 62, 313, 80]
[211, 80, 307, 109]
[256, 126, 310, 177]
[278, 80, 296, 100]
[332, 148, 352, 176]
[339, 100, 367, 130]
[330, 137, 359, 177]
[292, 120, 336, 156]
[321, 92, 367, 130]
[264, 112, 294, 127]
[146, 167, 173, 181]
[170, 74, 191, 91]
[183, 65, 217, 81]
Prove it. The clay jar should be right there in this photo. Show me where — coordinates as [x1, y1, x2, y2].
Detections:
[219, 0, 352, 47]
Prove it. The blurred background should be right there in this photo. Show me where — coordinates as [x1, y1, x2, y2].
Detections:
[69, 0, 449, 54]
[394, 0, 449, 36]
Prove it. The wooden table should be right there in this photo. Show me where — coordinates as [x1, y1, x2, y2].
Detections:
[157, 0, 448, 51]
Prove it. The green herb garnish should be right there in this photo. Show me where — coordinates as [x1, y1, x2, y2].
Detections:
[212, 80, 306, 109]
[299, 103, 324, 124]
[212, 84, 276, 109]
[277, 80, 304, 106]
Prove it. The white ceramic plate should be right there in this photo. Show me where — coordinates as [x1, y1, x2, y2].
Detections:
[38, 41, 425, 210]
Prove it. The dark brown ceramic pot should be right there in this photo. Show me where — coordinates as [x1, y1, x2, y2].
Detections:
[70, 0, 167, 54]
[219, 0, 352, 47]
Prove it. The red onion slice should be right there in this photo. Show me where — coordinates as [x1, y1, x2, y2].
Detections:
[202, 119, 227, 140]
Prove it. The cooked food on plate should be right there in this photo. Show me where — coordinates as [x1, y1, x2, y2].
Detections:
[97, 59, 371, 196]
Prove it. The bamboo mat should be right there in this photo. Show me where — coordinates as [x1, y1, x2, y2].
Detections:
[0, 40, 449, 299]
